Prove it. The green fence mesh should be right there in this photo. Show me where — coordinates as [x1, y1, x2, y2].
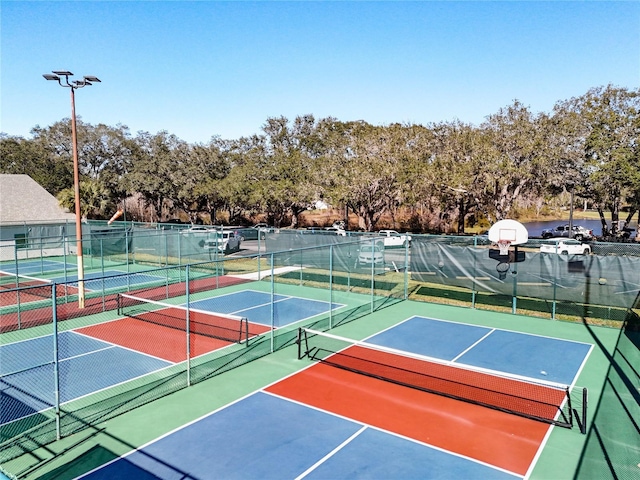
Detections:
[1, 220, 638, 478]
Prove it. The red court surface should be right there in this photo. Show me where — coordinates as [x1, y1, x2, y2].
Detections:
[76, 315, 270, 363]
[267, 361, 552, 476]
[0, 283, 78, 307]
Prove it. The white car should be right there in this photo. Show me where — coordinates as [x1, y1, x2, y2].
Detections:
[204, 231, 242, 254]
[357, 243, 385, 267]
[324, 226, 346, 236]
[376, 230, 411, 248]
[539, 239, 591, 255]
[180, 225, 214, 235]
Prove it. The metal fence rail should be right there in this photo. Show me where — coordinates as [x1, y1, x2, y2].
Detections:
[0, 240, 406, 477]
[2, 221, 638, 478]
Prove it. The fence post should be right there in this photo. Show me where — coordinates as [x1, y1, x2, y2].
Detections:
[552, 251, 558, 320]
[270, 253, 275, 353]
[471, 237, 477, 308]
[370, 239, 375, 313]
[52, 282, 61, 440]
[165, 234, 169, 267]
[125, 226, 130, 273]
[329, 245, 333, 329]
[186, 264, 191, 387]
[404, 240, 409, 300]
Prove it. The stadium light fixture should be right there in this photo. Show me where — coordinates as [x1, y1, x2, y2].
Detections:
[42, 70, 101, 308]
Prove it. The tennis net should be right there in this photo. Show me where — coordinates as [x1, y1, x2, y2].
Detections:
[118, 293, 249, 344]
[297, 328, 587, 432]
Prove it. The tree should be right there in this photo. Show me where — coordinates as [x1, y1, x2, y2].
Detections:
[77, 123, 137, 203]
[557, 85, 640, 237]
[227, 116, 321, 228]
[126, 131, 189, 222]
[0, 133, 73, 194]
[57, 179, 113, 219]
[427, 121, 486, 233]
[320, 121, 412, 231]
[478, 100, 548, 222]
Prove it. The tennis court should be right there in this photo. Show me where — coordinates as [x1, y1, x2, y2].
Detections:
[1, 236, 632, 480]
[1, 288, 347, 425]
[187, 289, 345, 327]
[49, 270, 170, 291]
[1, 331, 172, 426]
[76, 289, 344, 362]
[76, 316, 593, 479]
[0, 259, 76, 276]
[0, 269, 169, 309]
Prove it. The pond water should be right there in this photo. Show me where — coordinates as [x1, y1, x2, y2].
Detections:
[522, 218, 638, 237]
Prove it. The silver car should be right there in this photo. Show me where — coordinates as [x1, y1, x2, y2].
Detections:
[357, 244, 385, 267]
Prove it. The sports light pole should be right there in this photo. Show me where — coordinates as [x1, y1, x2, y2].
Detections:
[43, 71, 101, 308]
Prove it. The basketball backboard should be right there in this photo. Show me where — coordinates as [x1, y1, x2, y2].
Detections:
[487, 219, 529, 246]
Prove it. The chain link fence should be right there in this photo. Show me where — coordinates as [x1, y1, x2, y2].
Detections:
[0, 238, 407, 477]
[1, 220, 638, 478]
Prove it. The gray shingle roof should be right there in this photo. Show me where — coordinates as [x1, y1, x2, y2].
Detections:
[0, 174, 76, 223]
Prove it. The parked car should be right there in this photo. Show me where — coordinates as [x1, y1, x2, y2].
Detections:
[180, 225, 215, 235]
[539, 239, 592, 255]
[324, 226, 346, 236]
[235, 224, 272, 241]
[302, 226, 343, 235]
[357, 243, 385, 267]
[204, 231, 242, 254]
[541, 224, 593, 241]
[376, 230, 412, 248]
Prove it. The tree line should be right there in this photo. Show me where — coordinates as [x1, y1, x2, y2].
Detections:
[1, 84, 638, 236]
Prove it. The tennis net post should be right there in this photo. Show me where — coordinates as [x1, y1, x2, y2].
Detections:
[298, 327, 588, 433]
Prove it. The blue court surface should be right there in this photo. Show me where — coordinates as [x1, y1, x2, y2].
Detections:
[1, 289, 344, 427]
[76, 316, 593, 479]
[188, 289, 344, 327]
[1, 332, 171, 426]
[365, 316, 593, 385]
[78, 391, 518, 480]
[49, 270, 168, 291]
[0, 259, 76, 276]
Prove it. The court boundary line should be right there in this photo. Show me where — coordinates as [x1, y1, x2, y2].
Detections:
[402, 315, 594, 347]
[73, 315, 249, 362]
[525, 422, 555, 480]
[294, 425, 368, 479]
[305, 327, 571, 390]
[263, 389, 524, 479]
[187, 288, 347, 327]
[450, 328, 496, 362]
[364, 313, 594, 384]
[195, 287, 346, 310]
[1, 333, 176, 428]
[71, 330, 178, 365]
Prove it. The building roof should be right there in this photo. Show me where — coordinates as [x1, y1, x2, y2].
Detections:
[0, 174, 76, 223]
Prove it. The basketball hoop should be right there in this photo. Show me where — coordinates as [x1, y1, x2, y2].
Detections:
[497, 240, 511, 256]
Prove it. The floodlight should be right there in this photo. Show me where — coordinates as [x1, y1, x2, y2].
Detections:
[41, 69, 101, 309]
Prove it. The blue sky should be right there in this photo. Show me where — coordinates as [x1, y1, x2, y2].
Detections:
[1, 1, 638, 144]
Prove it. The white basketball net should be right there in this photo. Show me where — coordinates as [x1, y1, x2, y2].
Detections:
[497, 240, 511, 256]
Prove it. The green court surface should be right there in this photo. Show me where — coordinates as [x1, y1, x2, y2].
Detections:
[1, 288, 621, 480]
